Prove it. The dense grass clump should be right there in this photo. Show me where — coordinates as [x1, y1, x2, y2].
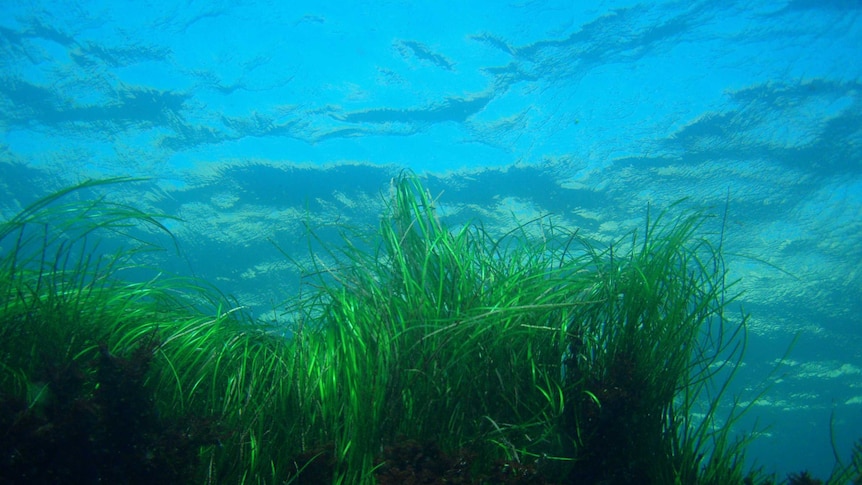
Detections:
[2, 174, 859, 484]
[288, 175, 757, 483]
[0, 179, 295, 482]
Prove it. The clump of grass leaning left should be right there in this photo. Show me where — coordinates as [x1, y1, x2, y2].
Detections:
[0, 178, 303, 482]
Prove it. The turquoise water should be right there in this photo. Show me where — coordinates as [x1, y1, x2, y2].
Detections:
[1, 1, 860, 480]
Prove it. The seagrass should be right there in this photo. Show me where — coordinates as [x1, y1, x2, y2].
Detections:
[290, 174, 765, 483]
[1, 175, 801, 484]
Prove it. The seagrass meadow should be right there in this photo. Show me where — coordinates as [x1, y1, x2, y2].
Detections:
[1, 175, 859, 484]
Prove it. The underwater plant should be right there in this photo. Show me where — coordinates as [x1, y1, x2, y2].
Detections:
[558, 201, 758, 484]
[0, 178, 220, 481]
[286, 173, 766, 483]
[3, 174, 855, 484]
[826, 438, 862, 484]
[286, 174, 589, 481]
[0, 178, 297, 482]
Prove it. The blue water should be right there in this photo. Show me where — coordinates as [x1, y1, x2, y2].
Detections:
[1, 1, 860, 481]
